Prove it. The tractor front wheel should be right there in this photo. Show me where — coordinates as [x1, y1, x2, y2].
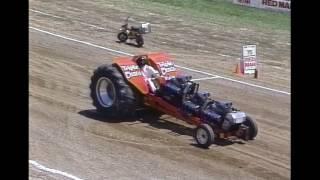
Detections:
[244, 116, 258, 140]
[194, 124, 215, 148]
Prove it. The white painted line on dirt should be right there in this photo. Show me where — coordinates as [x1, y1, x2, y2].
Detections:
[30, 9, 106, 30]
[176, 66, 290, 95]
[30, 9, 65, 19]
[29, 26, 290, 95]
[217, 53, 232, 58]
[79, 22, 106, 30]
[215, 76, 291, 95]
[192, 76, 220, 81]
[175, 65, 218, 77]
[29, 160, 84, 180]
[30, 27, 132, 56]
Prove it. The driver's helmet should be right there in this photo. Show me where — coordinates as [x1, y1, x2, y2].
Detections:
[136, 56, 148, 68]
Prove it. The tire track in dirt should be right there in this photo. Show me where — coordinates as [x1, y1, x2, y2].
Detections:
[30, 51, 92, 113]
[228, 145, 289, 169]
[30, 98, 261, 180]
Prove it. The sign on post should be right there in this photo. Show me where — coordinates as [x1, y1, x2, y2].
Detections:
[241, 45, 257, 74]
[233, 0, 290, 12]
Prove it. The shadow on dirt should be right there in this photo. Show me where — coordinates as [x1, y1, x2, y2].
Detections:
[114, 41, 142, 48]
[137, 111, 194, 137]
[214, 139, 245, 146]
[125, 42, 142, 48]
[78, 109, 242, 147]
[78, 109, 193, 136]
[189, 138, 244, 149]
[78, 109, 137, 123]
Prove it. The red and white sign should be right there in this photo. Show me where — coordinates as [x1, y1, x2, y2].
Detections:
[241, 45, 257, 74]
[157, 61, 176, 75]
[261, 0, 290, 11]
[233, 0, 290, 12]
[120, 64, 143, 79]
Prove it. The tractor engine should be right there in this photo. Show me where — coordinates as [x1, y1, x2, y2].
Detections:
[161, 75, 192, 105]
[200, 101, 247, 131]
[221, 111, 247, 131]
[182, 101, 200, 115]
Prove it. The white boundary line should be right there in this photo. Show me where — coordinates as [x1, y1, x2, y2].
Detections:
[192, 76, 220, 81]
[175, 65, 217, 77]
[216, 76, 291, 95]
[174, 66, 291, 95]
[30, 9, 65, 19]
[217, 53, 232, 58]
[30, 9, 106, 30]
[29, 26, 290, 95]
[29, 160, 84, 180]
[30, 27, 132, 56]
[79, 22, 106, 30]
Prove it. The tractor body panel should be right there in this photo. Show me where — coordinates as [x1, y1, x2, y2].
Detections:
[113, 57, 149, 94]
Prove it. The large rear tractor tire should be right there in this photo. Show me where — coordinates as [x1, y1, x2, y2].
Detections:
[90, 64, 139, 117]
[244, 116, 258, 140]
[194, 124, 215, 148]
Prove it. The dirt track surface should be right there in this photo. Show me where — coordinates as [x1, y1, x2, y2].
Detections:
[29, 0, 290, 179]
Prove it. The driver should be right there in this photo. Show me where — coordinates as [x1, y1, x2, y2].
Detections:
[136, 56, 162, 93]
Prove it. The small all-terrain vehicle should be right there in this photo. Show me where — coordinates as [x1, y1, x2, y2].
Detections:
[89, 53, 258, 148]
[117, 16, 151, 47]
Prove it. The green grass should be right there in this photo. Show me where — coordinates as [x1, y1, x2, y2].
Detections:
[133, 0, 290, 31]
